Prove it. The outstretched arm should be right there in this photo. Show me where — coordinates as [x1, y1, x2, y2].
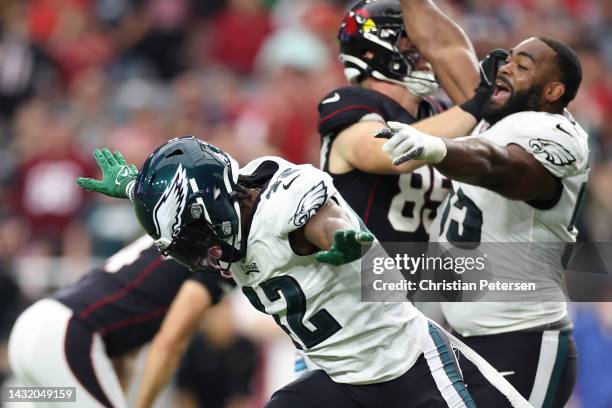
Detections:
[300, 200, 373, 266]
[400, 0, 478, 103]
[434, 139, 560, 201]
[304, 200, 356, 251]
[382, 124, 560, 201]
[282, 169, 374, 265]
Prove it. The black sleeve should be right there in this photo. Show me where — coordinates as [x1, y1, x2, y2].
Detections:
[188, 271, 234, 306]
[317, 87, 385, 138]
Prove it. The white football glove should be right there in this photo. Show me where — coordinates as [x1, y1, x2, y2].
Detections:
[380, 121, 447, 165]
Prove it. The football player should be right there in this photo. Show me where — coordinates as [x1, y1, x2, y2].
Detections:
[319, 0, 488, 246]
[76, 136, 530, 407]
[382, 36, 587, 408]
[8, 235, 226, 408]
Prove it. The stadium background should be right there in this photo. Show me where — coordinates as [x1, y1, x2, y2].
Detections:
[0, 0, 610, 407]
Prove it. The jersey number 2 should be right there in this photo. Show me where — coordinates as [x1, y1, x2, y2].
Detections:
[243, 276, 341, 350]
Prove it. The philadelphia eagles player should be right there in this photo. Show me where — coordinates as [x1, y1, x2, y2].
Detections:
[76, 137, 530, 407]
[382, 37, 587, 408]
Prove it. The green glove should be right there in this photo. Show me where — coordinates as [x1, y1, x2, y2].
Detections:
[77, 148, 139, 199]
[316, 229, 374, 266]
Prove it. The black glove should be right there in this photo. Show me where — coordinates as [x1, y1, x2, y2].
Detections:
[460, 48, 509, 121]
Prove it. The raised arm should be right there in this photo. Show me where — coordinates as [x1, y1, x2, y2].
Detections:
[400, 0, 478, 103]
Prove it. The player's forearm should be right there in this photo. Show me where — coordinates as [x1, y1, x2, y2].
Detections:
[134, 339, 188, 408]
[343, 120, 472, 175]
[383, 125, 558, 200]
[401, 0, 464, 51]
[436, 138, 513, 189]
[426, 48, 479, 104]
[436, 139, 561, 201]
[412, 106, 478, 137]
[321, 217, 355, 251]
[354, 136, 427, 174]
[400, 0, 478, 103]
[304, 201, 354, 251]
[356, 111, 477, 175]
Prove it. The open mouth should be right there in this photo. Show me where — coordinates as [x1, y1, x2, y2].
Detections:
[490, 78, 513, 105]
[203, 246, 232, 277]
[204, 246, 222, 268]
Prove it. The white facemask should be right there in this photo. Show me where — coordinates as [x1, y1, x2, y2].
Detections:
[404, 70, 439, 97]
[341, 54, 439, 97]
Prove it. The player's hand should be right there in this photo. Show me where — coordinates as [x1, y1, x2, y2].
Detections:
[316, 229, 374, 266]
[77, 148, 138, 199]
[460, 48, 509, 120]
[381, 121, 447, 165]
[478, 48, 509, 88]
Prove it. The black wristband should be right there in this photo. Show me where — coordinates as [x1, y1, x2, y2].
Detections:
[459, 89, 489, 121]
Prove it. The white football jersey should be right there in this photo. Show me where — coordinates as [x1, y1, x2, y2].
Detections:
[431, 110, 590, 336]
[231, 156, 427, 384]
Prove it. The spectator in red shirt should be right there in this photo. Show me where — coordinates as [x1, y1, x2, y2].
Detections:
[210, 0, 274, 74]
[13, 112, 95, 254]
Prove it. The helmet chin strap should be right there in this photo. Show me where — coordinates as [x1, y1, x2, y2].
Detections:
[213, 211, 244, 278]
[213, 154, 245, 277]
[217, 239, 241, 278]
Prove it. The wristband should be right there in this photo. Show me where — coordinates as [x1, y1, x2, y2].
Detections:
[126, 180, 136, 201]
[459, 89, 489, 121]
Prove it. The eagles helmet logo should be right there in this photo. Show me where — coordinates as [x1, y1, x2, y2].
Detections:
[529, 138, 577, 166]
[153, 164, 189, 245]
[292, 181, 328, 227]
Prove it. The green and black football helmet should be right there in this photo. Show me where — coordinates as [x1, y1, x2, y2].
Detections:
[133, 136, 242, 273]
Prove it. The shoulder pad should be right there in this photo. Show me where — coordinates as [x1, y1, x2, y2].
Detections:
[318, 87, 386, 138]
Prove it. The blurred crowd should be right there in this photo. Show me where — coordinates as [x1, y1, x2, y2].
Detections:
[0, 0, 611, 258]
[0, 0, 610, 407]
